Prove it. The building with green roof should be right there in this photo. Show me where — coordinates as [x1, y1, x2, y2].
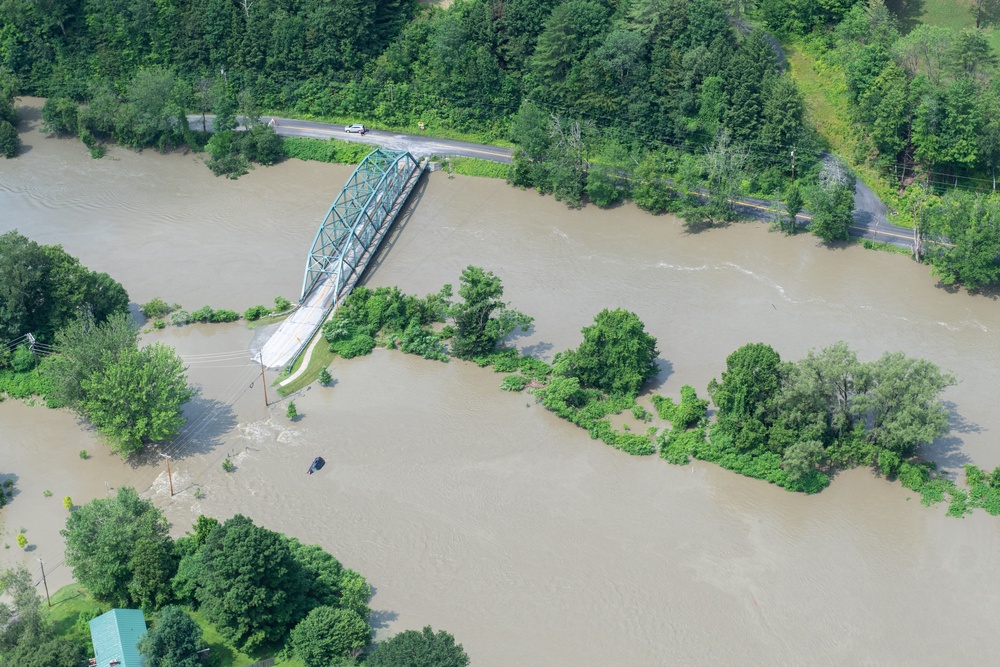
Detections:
[89, 608, 148, 667]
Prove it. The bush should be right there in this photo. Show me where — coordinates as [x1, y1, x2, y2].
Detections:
[16, 532, 27, 549]
[243, 305, 270, 321]
[153, 320, 166, 330]
[399, 321, 448, 361]
[141, 298, 173, 319]
[11, 345, 34, 373]
[221, 457, 234, 473]
[286, 401, 298, 419]
[209, 309, 240, 323]
[41, 97, 80, 134]
[190, 306, 214, 322]
[274, 296, 293, 312]
[318, 368, 333, 385]
[170, 310, 191, 325]
[331, 333, 376, 359]
[500, 374, 528, 392]
[63, 495, 73, 509]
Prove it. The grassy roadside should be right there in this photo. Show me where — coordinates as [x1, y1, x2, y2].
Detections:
[276, 335, 335, 397]
[434, 155, 510, 179]
[785, 42, 913, 228]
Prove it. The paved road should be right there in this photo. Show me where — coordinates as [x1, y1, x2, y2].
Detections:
[188, 115, 512, 163]
[190, 114, 913, 250]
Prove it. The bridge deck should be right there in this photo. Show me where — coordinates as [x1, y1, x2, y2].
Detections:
[258, 157, 425, 369]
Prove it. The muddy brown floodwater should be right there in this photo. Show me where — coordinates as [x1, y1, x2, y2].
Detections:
[3, 99, 1000, 665]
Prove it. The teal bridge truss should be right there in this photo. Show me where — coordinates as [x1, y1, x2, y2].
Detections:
[258, 148, 423, 370]
[302, 149, 422, 302]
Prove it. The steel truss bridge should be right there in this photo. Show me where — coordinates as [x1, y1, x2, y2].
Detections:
[258, 149, 424, 369]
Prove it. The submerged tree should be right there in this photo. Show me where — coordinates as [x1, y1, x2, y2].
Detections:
[556, 308, 659, 398]
[449, 266, 532, 360]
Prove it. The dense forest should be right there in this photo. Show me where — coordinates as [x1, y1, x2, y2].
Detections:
[2, 0, 1000, 287]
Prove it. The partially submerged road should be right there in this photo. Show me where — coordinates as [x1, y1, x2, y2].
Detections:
[190, 115, 912, 250]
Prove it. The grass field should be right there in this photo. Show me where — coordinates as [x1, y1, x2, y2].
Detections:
[888, 0, 1000, 50]
[785, 43, 914, 226]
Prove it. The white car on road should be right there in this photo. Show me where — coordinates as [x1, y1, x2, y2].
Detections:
[345, 124, 367, 135]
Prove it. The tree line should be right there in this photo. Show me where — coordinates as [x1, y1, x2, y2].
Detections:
[0, 231, 195, 456]
[1, 488, 470, 667]
[315, 264, 1000, 515]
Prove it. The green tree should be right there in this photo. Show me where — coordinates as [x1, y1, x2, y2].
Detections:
[45, 311, 140, 408]
[708, 343, 783, 451]
[784, 183, 804, 233]
[40, 97, 79, 135]
[366, 626, 470, 667]
[128, 538, 176, 612]
[0, 566, 47, 652]
[699, 128, 751, 226]
[585, 140, 631, 207]
[808, 160, 856, 243]
[0, 231, 129, 343]
[290, 606, 371, 666]
[781, 439, 825, 482]
[62, 486, 173, 608]
[852, 352, 954, 456]
[925, 191, 1000, 290]
[449, 266, 532, 360]
[0, 119, 19, 158]
[557, 308, 659, 398]
[138, 605, 203, 667]
[3, 637, 86, 667]
[195, 515, 310, 653]
[80, 342, 195, 456]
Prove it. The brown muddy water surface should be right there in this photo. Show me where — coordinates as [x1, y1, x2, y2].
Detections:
[2, 100, 1000, 665]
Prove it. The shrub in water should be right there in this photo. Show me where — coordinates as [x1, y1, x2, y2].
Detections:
[244, 305, 271, 321]
[79, 449, 88, 459]
[191, 306, 214, 322]
[63, 495, 73, 509]
[274, 296, 292, 312]
[500, 374, 529, 392]
[16, 533, 27, 549]
[318, 368, 333, 385]
[210, 309, 240, 323]
[222, 457, 234, 472]
[140, 298, 172, 319]
[286, 401, 298, 419]
[153, 320, 166, 330]
[171, 310, 191, 325]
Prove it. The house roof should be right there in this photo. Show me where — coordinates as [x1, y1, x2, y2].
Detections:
[89, 608, 148, 667]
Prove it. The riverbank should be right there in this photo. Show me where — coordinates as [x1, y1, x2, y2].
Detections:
[5, 102, 1000, 663]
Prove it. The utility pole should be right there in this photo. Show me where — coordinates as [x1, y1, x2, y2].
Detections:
[38, 558, 50, 607]
[26, 333, 39, 376]
[159, 453, 173, 497]
[258, 352, 269, 407]
[790, 150, 796, 184]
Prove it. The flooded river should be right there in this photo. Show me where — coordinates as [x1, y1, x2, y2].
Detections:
[3, 101, 1000, 664]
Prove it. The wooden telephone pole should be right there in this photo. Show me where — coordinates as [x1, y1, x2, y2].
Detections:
[160, 453, 173, 497]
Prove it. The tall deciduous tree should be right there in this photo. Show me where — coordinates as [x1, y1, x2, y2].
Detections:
[80, 342, 195, 456]
[708, 342, 783, 451]
[138, 606, 203, 667]
[851, 352, 954, 456]
[195, 515, 310, 653]
[366, 626, 470, 667]
[449, 266, 532, 360]
[62, 487, 173, 609]
[557, 308, 659, 399]
[924, 192, 1000, 290]
[290, 606, 371, 667]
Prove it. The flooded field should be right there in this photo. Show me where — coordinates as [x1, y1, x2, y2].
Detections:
[3, 99, 1000, 664]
